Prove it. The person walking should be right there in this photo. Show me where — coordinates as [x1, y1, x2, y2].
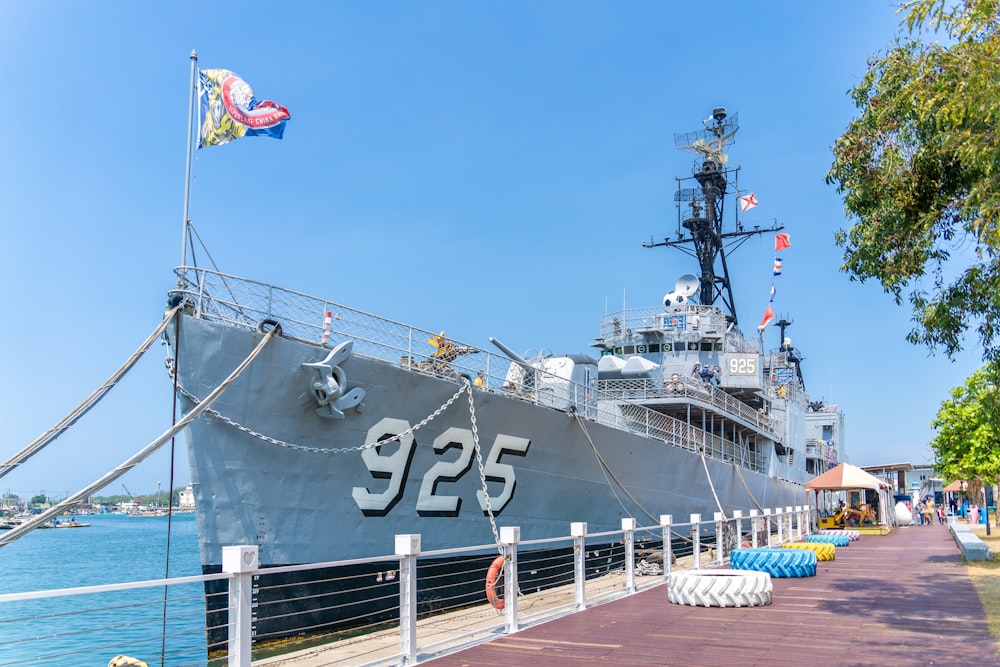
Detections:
[923, 498, 936, 527]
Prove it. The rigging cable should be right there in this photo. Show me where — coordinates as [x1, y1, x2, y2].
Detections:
[0, 305, 182, 481]
[0, 321, 279, 548]
[572, 411, 692, 544]
[159, 313, 183, 667]
[700, 451, 727, 520]
[731, 461, 766, 513]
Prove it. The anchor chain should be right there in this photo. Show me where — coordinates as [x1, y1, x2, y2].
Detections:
[166, 360, 505, 555]
[165, 359, 468, 454]
[462, 377, 502, 555]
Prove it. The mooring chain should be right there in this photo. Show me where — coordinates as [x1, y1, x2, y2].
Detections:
[166, 358, 468, 454]
[462, 377, 503, 555]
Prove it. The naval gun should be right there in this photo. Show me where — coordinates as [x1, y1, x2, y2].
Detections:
[490, 337, 598, 414]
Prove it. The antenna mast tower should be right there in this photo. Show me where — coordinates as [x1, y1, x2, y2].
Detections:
[645, 108, 783, 326]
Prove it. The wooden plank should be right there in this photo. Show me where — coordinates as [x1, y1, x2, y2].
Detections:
[428, 523, 1000, 666]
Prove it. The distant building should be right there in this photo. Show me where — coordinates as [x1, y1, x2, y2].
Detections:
[178, 485, 195, 510]
[863, 462, 943, 499]
[804, 402, 845, 475]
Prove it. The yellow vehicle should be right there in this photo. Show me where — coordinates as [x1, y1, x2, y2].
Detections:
[820, 503, 876, 528]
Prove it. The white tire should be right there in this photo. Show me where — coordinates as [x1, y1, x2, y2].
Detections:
[667, 569, 772, 607]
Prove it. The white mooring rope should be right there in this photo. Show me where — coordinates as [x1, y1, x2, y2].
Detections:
[0, 323, 278, 548]
[0, 305, 183, 481]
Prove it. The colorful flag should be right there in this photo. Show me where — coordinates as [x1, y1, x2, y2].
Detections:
[775, 233, 791, 251]
[769, 284, 776, 302]
[739, 192, 758, 212]
[758, 304, 775, 330]
[199, 69, 290, 148]
[773, 257, 783, 275]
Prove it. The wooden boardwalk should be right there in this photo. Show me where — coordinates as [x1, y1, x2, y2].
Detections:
[427, 522, 1000, 666]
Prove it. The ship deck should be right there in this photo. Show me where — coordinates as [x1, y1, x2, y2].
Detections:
[427, 522, 1000, 666]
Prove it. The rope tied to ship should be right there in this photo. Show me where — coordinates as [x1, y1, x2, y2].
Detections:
[571, 411, 693, 545]
[0, 322, 279, 548]
[0, 304, 183, 481]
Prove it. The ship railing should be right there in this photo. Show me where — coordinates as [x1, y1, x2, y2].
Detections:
[598, 376, 777, 437]
[606, 401, 764, 473]
[599, 306, 759, 353]
[0, 508, 810, 666]
[172, 268, 764, 473]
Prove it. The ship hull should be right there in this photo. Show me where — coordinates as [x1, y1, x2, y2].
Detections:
[170, 312, 804, 642]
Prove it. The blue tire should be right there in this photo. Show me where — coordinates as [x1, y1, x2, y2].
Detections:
[806, 534, 850, 547]
[730, 548, 817, 578]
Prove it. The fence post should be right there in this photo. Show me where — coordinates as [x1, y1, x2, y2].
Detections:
[800, 505, 810, 537]
[773, 507, 783, 544]
[749, 509, 759, 548]
[733, 510, 744, 549]
[396, 534, 420, 665]
[690, 514, 701, 569]
[762, 508, 773, 546]
[501, 526, 520, 634]
[786, 506, 796, 540]
[660, 515, 673, 580]
[222, 545, 258, 667]
[622, 518, 636, 594]
[571, 522, 587, 610]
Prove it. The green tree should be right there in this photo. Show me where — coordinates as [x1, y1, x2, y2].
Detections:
[827, 0, 1000, 360]
[931, 361, 1000, 489]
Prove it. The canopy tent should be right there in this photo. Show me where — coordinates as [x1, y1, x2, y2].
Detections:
[806, 462, 892, 492]
[942, 480, 964, 493]
[806, 462, 894, 529]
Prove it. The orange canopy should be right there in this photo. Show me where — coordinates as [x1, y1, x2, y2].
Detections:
[942, 480, 964, 493]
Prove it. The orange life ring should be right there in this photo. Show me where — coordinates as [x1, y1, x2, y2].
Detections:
[485, 556, 506, 610]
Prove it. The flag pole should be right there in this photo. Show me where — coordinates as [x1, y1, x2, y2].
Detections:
[179, 49, 198, 285]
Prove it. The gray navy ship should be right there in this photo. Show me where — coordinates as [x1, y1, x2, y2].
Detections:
[166, 108, 844, 645]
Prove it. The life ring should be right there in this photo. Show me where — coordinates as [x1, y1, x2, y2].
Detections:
[485, 555, 506, 610]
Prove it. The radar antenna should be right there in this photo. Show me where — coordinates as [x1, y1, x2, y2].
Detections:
[645, 108, 783, 326]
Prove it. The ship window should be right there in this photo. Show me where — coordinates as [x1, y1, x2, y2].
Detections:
[624, 345, 635, 354]
[648, 344, 660, 353]
[662, 343, 672, 352]
[700, 342, 713, 351]
[715, 342, 723, 351]
[687, 342, 698, 350]
[615, 347, 623, 354]
[636, 344, 646, 353]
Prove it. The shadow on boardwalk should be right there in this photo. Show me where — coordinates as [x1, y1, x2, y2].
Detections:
[427, 523, 1000, 666]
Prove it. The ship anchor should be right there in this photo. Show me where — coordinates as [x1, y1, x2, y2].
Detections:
[302, 340, 367, 419]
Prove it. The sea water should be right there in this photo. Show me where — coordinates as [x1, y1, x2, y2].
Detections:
[0, 513, 207, 667]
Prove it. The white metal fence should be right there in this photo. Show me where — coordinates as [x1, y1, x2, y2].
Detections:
[0, 507, 811, 667]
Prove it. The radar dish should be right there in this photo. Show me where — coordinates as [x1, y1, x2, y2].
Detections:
[675, 274, 700, 297]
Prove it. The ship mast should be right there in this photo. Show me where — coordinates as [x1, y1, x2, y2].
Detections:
[645, 108, 783, 326]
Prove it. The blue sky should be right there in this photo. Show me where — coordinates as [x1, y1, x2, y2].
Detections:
[0, 1, 983, 500]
